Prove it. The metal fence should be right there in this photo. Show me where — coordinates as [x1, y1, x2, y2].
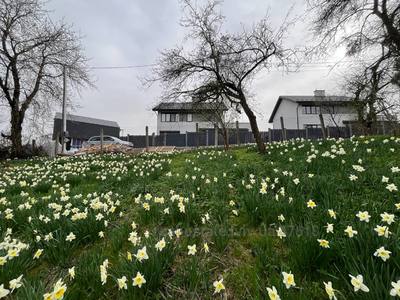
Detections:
[119, 126, 356, 149]
[120, 129, 258, 148]
[82, 120, 400, 150]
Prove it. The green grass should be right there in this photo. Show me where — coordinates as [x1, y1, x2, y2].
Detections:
[0, 137, 400, 299]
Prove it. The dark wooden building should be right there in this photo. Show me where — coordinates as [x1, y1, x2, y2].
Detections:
[53, 113, 120, 148]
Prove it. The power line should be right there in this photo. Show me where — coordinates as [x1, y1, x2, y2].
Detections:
[89, 64, 157, 70]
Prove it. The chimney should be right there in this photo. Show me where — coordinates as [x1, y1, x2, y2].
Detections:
[314, 89, 325, 97]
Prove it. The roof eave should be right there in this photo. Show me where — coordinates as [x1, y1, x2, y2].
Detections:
[268, 97, 283, 123]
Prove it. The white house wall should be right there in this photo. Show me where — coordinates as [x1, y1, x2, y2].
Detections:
[297, 112, 357, 129]
[272, 99, 299, 129]
[272, 99, 358, 129]
[156, 113, 251, 134]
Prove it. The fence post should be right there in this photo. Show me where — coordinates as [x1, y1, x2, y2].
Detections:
[163, 133, 167, 146]
[348, 123, 353, 137]
[196, 123, 199, 148]
[319, 113, 327, 139]
[280, 117, 286, 141]
[268, 128, 272, 143]
[236, 121, 240, 146]
[305, 127, 309, 140]
[152, 133, 155, 147]
[145, 126, 149, 152]
[226, 127, 229, 148]
[214, 124, 218, 147]
[100, 128, 104, 154]
[327, 126, 331, 138]
[55, 132, 59, 157]
[206, 129, 209, 146]
[185, 131, 188, 147]
[32, 139, 36, 152]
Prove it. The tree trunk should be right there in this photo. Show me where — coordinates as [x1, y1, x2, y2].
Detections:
[240, 96, 265, 153]
[10, 109, 24, 158]
[222, 127, 229, 150]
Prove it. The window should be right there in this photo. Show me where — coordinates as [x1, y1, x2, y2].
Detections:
[303, 106, 320, 114]
[178, 113, 193, 122]
[304, 124, 320, 129]
[170, 113, 179, 122]
[161, 113, 180, 122]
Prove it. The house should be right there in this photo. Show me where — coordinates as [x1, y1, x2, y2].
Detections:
[268, 90, 357, 129]
[53, 113, 120, 148]
[152, 102, 251, 134]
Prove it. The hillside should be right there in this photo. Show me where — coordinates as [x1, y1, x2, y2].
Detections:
[0, 136, 399, 299]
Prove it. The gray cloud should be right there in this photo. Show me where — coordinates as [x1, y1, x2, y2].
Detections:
[1, 0, 347, 137]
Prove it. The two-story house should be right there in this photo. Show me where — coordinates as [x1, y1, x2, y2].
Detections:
[152, 102, 251, 134]
[268, 90, 357, 129]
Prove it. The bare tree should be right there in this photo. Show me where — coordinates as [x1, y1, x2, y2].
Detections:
[341, 54, 398, 133]
[308, 0, 400, 131]
[192, 96, 239, 149]
[149, 0, 296, 153]
[308, 0, 400, 85]
[0, 0, 91, 157]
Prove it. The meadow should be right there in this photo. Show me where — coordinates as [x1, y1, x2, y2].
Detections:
[0, 136, 399, 299]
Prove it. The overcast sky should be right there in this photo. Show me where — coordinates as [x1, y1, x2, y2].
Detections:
[2, 0, 349, 137]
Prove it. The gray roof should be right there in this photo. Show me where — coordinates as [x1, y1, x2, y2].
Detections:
[152, 102, 228, 112]
[268, 95, 352, 123]
[54, 113, 119, 128]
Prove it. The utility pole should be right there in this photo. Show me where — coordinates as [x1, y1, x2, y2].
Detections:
[61, 65, 67, 153]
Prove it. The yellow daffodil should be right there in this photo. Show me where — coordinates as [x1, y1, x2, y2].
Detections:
[374, 246, 391, 261]
[344, 226, 357, 238]
[349, 274, 369, 292]
[9, 275, 23, 291]
[307, 200, 317, 209]
[68, 267, 75, 280]
[317, 239, 330, 248]
[323, 281, 337, 300]
[282, 271, 295, 289]
[155, 238, 166, 251]
[134, 246, 149, 262]
[33, 249, 43, 259]
[117, 276, 128, 290]
[187, 244, 197, 255]
[213, 278, 225, 294]
[276, 227, 286, 239]
[266, 286, 281, 300]
[132, 272, 146, 288]
[390, 280, 400, 297]
[356, 211, 371, 222]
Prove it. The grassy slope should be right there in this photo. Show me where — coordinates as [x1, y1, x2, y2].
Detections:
[1, 136, 400, 299]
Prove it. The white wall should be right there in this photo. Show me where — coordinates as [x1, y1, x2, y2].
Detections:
[272, 99, 299, 129]
[297, 112, 357, 129]
[156, 113, 251, 134]
[272, 99, 357, 129]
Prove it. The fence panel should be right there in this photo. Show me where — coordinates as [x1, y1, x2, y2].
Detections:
[165, 133, 186, 147]
[119, 125, 365, 149]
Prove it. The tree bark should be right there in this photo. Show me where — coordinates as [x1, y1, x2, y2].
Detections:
[239, 95, 265, 153]
[10, 108, 24, 158]
[222, 127, 229, 150]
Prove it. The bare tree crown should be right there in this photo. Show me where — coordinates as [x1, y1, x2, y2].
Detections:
[0, 0, 91, 113]
[153, 0, 295, 106]
[0, 0, 91, 157]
